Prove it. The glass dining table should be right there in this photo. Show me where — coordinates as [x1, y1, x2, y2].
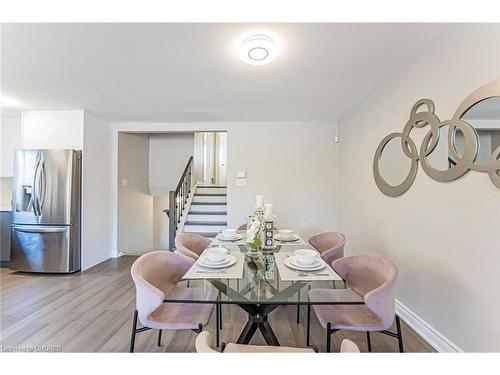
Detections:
[168, 237, 364, 346]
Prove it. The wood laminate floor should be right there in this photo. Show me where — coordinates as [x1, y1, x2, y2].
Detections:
[0, 256, 435, 353]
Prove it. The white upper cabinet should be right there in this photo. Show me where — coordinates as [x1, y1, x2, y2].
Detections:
[0, 112, 22, 177]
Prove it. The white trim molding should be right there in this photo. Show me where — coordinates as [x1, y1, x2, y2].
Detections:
[396, 299, 463, 353]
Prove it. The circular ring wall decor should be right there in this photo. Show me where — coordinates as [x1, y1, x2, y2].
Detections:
[373, 79, 500, 196]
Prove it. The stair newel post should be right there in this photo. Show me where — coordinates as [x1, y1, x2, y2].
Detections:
[169, 190, 176, 251]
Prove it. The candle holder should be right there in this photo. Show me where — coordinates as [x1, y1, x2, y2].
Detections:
[263, 221, 277, 252]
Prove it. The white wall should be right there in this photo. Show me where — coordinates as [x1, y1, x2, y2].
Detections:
[117, 132, 154, 254]
[1, 114, 22, 177]
[148, 132, 195, 250]
[149, 133, 194, 196]
[112, 121, 339, 243]
[22, 110, 84, 149]
[338, 24, 500, 352]
[152, 195, 169, 250]
[82, 112, 114, 270]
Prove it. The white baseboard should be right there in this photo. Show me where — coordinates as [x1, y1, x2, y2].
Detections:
[396, 299, 463, 353]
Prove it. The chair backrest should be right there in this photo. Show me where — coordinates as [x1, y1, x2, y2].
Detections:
[131, 251, 194, 326]
[175, 233, 211, 260]
[340, 339, 360, 353]
[195, 331, 359, 353]
[195, 331, 219, 353]
[308, 232, 345, 264]
[332, 254, 398, 330]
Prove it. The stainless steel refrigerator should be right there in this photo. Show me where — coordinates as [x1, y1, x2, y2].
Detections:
[10, 149, 82, 273]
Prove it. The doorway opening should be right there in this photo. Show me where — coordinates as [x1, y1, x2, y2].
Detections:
[194, 132, 227, 186]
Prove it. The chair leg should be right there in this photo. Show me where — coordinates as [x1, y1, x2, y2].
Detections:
[326, 322, 332, 353]
[157, 329, 162, 347]
[296, 304, 301, 324]
[219, 304, 223, 330]
[395, 315, 404, 353]
[306, 304, 311, 346]
[129, 310, 138, 353]
[215, 304, 220, 347]
[366, 331, 372, 352]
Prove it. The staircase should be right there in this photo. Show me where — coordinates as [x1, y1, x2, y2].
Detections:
[183, 185, 227, 238]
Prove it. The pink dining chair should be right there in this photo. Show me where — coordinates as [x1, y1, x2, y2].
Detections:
[175, 232, 224, 338]
[175, 233, 212, 260]
[307, 254, 403, 352]
[195, 331, 317, 353]
[295, 232, 346, 325]
[129, 251, 218, 352]
[195, 331, 359, 353]
[308, 232, 346, 265]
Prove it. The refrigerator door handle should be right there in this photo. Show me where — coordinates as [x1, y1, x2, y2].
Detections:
[39, 159, 47, 210]
[12, 225, 69, 233]
[31, 157, 41, 216]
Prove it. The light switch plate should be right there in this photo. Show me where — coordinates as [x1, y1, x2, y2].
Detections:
[122, 178, 128, 186]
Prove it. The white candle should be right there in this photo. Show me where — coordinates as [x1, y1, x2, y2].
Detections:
[256, 195, 264, 209]
[264, 203, 274, 220]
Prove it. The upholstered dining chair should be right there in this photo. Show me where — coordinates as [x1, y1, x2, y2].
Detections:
[175, 233, 212, 260]
[307, 254, 403, 353]
[175, 232, 224, 339]
[295, 232, 346, 325]
[195, 331, 360, 353]
[130, 251, 218, 352]
[195, 331, 316, 353]
[308, 232, 346, 265]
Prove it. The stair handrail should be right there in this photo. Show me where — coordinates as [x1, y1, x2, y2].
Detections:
[166, 156, 194, 251]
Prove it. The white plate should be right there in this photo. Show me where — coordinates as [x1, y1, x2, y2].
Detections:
[217, 233, 244, 241]
[206, 246, 230, 254]
[198, 254, 237, 269]
[201, 255, 230, 265]
[284, 256, 325, 271]
[275, 234, 300, 242]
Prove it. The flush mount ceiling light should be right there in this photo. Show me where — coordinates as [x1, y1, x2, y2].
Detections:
[238, 34, 279, 66]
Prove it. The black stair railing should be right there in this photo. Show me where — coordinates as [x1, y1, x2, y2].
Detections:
[164, 156, 194, 251]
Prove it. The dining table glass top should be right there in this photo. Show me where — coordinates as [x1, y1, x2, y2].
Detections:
[166, 236, 363, 306]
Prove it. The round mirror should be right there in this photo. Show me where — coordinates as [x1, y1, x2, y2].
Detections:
[459, 96, 500, 165]
[378, 136, 413, 186]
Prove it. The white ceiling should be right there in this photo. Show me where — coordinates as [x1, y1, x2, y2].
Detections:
[1, 23, 450, 122]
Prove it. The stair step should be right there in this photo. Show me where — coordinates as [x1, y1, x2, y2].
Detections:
[189, 204, 227, 212]
[191, 202, 227, 206]
[194, 193, 226, 196]
[185, 221, 227, 226]
[196, 186, 227, 194]
[189, 211, 227, 215]
[193, 195, 227, 203]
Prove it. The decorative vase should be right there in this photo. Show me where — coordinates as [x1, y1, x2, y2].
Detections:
[245, 210, 265, 256]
